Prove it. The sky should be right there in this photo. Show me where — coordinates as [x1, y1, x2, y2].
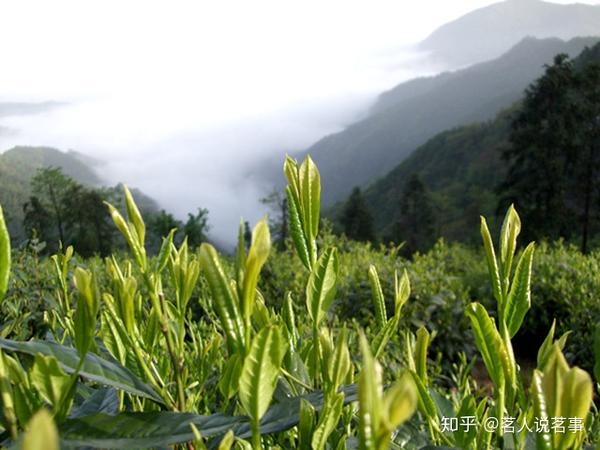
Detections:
[1, 0, 600, 246]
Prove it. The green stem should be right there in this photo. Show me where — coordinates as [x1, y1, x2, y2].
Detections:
[312, 324, 320, 388]
[159, 293, 186, 411]
[251, 418, 261, 450]
[281, 368, 313, 391]
[0, 353, 17, 440]
[496, 385, 506, 446]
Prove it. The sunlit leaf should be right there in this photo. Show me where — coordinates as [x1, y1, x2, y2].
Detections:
[21, 409, 58, 450]
[368, 265, 387, 326]
[199, 243, 246, 353]
[0, 205, 10, 303]
[0, 339, 163, 404]
[239, 326, 288, 421]
[306, 248, 339, 326]
[504, 243, 535, 338]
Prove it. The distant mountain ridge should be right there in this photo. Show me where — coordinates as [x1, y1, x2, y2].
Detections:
[301, 36, 599, 206]
[420, 0, 600, 67]
[351, 40, 600, 244]
[0, 146, 159, 242]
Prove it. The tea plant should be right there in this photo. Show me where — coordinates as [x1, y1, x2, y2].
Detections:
[0, 157, 596, 450]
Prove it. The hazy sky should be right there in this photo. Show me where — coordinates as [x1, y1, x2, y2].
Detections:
[2, 0, 599, 102]
[1, 0, 599, 245]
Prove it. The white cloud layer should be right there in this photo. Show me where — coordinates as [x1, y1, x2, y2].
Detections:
[0, 0, 598, 245]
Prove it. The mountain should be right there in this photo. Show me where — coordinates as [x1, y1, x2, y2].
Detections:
[301, 36, 599, 206]
[0, 146, 159, 242]
[0, 146, 102, 238]
[362, 108, 513, 243]
[349, 40, 600, 245]
[419, 0, 600, 67]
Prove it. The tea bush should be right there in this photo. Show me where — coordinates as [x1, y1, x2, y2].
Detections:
[0, 156, 597, 450]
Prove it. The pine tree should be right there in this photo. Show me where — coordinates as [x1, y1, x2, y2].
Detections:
[340, 187, 375, 242]
[392, 174, 435, 254]
[500, 54, 600, 252]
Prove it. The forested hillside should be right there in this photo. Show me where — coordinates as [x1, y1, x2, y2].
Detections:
[301, 36, 598, 205]
[0, 146, 101, 237]
[0, 146, 164, 246]
[343, 40, 600, 250]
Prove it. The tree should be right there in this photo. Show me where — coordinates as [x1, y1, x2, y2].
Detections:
[243, 221, 252, 250]
[26, 168, 114, 256]
[30, 167, 75, 244]
[62, 185, 114, 257]
[340, 187, 375, 242]
[148, 208, 210, 250]
[149, 210, 180, 242]
[260, 189, 287, 249]
[183, 208, 209, 247]
[23, 196, 52, 241]
[391, 174, 435, 254]
[500, 54, 600, 252]
[572, 62, 600, 253]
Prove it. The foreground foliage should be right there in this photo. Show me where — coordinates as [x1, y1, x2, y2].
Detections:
[0, 157, 597, 449]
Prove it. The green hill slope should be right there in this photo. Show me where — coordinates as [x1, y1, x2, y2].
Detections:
[301, 36, 599, 206]
[0, 146, 102, 237]
[0, 146, 159, 241]
[364, 108, 514, 243]
[350, 41, 600, 245]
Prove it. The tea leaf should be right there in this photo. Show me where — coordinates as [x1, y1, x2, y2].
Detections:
[394, 269, 410, 319]
[69, 388, 119, 418]
[327, 328, 351, 391]
[239, 325, 288, 421]
[358, 332, 382, 450]
[541, 344, 569, 419]
[480, 217, 502, 305]
[368, 265, 387, 326]
[298, 398, 316, 450]
[0, 205, 10, 303]
[0, 339, 163, 403]
[218, 430, 235, 450]
[287, 186, 312, 270]
[242, 219, 271, 324]
[21, 409, 58, 450]
[499, 205, 521, 285]
[466, 303, 507, 388]
[73, 268, 100, 357]
[382, 372, 417, 430]
[58, 385, 360, 448]
[537, 320, 557, 371]
[504, 243, 535, 338]
[558, 367, 593, 449]
[372, 317, 399, 359]
[306, 248, 339, 326]
[199, 243, 246, 353]
[298, 156, 321, 243]
[155, 228, 176, 273]
[414, 327, 430, 386]
[219, 353, 243, 400]
[311, 392, 343, 450]
[530, 370, 552, 450]
[123, 185, 145, 246]
[30, 354, 73, 419]
[409, 370, 437, 421]
[60, 411, 243, 449]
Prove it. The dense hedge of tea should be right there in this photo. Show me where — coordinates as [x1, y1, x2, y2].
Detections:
[5, 234, 600, 374]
